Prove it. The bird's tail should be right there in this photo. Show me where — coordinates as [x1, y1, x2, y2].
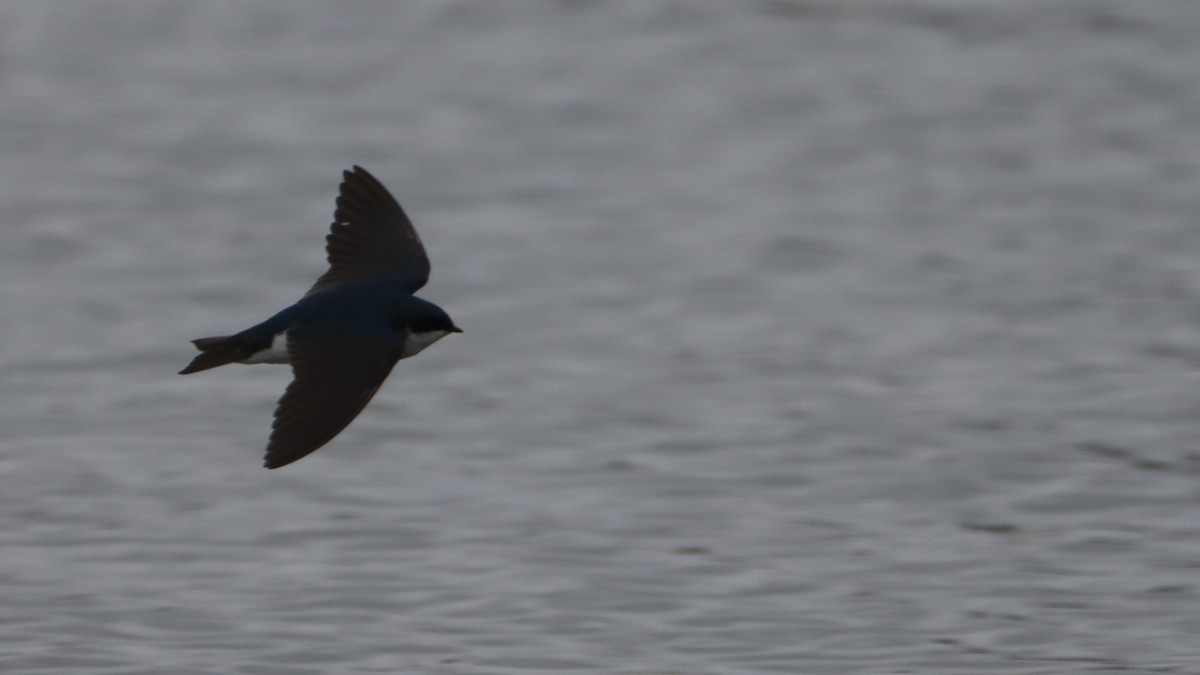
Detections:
[179, 335, 244, 374]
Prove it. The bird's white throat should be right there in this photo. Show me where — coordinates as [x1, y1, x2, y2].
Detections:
[400, 328, 451, 359]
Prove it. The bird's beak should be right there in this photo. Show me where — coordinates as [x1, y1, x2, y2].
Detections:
[450, 326, 463, 334]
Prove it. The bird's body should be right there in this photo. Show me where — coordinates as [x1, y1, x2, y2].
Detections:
[181, 282, 453, 371]
[180, 166, 460, 469]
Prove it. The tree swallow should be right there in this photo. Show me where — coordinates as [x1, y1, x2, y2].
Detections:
[180, 166, 461, 469]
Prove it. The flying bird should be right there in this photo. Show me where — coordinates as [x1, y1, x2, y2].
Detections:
[180, 166, 461, 468]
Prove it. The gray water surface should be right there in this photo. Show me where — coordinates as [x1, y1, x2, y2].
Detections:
[4, 2, 1200, 673]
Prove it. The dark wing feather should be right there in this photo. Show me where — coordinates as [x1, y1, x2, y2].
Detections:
[263, 324, 403, 469]
[303, 166, 430, 298]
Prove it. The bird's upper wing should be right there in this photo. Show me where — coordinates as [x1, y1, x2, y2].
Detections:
[263, 323, 403, 469]
[303, 166, 430, 298]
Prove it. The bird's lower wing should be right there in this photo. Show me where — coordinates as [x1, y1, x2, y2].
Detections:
[264, 324, 401, 469]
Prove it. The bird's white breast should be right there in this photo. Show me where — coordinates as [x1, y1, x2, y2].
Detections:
[241, 328, 446, 364]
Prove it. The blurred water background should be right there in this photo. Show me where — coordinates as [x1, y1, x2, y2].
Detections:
[4, 2, 1200, 673]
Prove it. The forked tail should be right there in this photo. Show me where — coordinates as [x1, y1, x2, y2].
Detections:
[179, 334, 259, 374]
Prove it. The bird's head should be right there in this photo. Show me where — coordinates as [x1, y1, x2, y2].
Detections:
[399, 298, 461, 358]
